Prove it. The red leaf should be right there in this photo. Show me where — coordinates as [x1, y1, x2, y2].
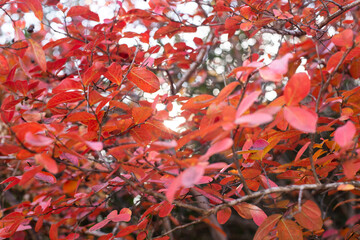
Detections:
[334, 121, 356, 148]
[107, 208, 132, 222]
[213, 81, 239, 104]
[326, 51, 343, 73]
[350, 59, 360, 78]
[104, 62, 123, 85]
[127, 67, 160, 93]
[67, 6, 99, 21]
[0, 176, 20, 191]
[342, 159, 360, 179]
[181, 165, 205, 188]
[116, 225, 138, 237]
[294, 200, 323, 231]
[26, 0, 43, 20]
[332, 29, 353, 48]
[217, 207, 232, 224]
[0, 54, 9, 75]
[83, 65, 105, 86]
[253, 214, 282, 240]
[277, 219, 303, 240]
[283, 106, 317, 133]
[158, 201, 174, 217]
[181, 94, 214, 110]
[284, 73, 310, 105]
[294, 141, 311, 161]
[19, 166, 42, 186]
[132, 107, 153, 124]
[240, 22, 253, 31]
[47, 92, 83, 108]
[35, 153, 59, 174]
[28, 39, 47, 72]
[233, 202, 267, 226]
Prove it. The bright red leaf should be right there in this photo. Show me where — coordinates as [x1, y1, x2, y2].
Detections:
[127, 67, 160, 93]
[284, 72, 310, 105]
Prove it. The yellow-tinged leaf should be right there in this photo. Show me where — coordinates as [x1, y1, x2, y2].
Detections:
[254, 214, 282, 240]
[337, 184, 355, 191]
[277, 219, 303, 240]
[28, 39, 47, 72]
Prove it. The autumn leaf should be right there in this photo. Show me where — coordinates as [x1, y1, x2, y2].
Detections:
[25, 132, 53, 147]
[284, 72, 310, 105]
[283, 106, 317, 133]
[236, 91, 261, 118]
[104, 62, 123, 85]
[82, 65, 105, 86]
[127, 67, 160, 93]
[28, 39, 47, 72]
[0, 54, 9, 75]
[294, 200, 323, 231]
[334, 121, 356, 148]
[199, 138, 233, 161]
[217, 207, 232, 224]
[47, 92, 84, 108]
[332, 29, 353, 48]
[35, 153, 59, 174]
[67, 5, 100, 21]
[181, 165, 205, 188]
[26, 0, 43, 20]
[253, 214, 282, 240]
[277, 219, 303, 240]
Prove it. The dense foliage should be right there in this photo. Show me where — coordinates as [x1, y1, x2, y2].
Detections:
[1, 0, 360, 239]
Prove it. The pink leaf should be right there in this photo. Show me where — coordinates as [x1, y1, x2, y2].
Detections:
[25, 132, 53, 147]
[250, 139, 269, 150]
[284, 106, 317, 133]
[181, 165, 205, 188]
[235, 112, 273, 126]
[107, 208, 132, 222]
[89, 219, 111, 232]
[251, 208, 267, 226]
[268, 53, 293, 75]
[166, 176, 182, 203]
[334, 121, 356, 148]
[236, 91, 261, 118]
[85, 141, 103, 151]
[199, 138, 233, 161]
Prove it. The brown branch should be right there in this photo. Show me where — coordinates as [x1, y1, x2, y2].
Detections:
[155, 181, 360, 238]
[207, 181, 360, 215]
